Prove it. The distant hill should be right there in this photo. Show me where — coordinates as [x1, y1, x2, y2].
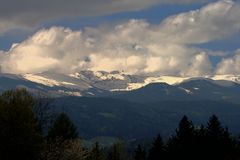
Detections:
[52, 97, 240, 139]
[1, 71, 240, 140]
[112, 79, 240, 103]
[1, 72, 240, 103]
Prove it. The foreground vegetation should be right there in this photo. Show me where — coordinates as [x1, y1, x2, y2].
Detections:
[1, 89, 240, 160]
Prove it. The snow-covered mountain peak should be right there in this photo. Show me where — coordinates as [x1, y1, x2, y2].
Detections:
[1, 71, 240, 97]
[90, 71, 126, 81]
[117, 76, 190, 91]
[70, 70, 127, 81]
[23, 72, 240, 92]
[211, 75, 240, 83]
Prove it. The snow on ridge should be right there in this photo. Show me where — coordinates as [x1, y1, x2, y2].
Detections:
[112, 76, 189, 91]
[69, 72, 87, 80]
[112, 75, 240, 91]
[145, 76, 189, 85]
[70, 71, 126, 81]
[57, 90, 82, 97]
[23, 74, 76, 87]
[20, 72, 240, 93]
[211, 75, 240, 83]
[92, 71, 126, 81]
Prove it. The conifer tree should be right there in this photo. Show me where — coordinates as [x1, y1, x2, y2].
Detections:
[148, 134, 164, 160]
[176, 115, 194, 140]
[166, 116, 195, 160]
[0, 89, 44, 160]
[207, 115, 224, 139]
[206, 115, 230, 159]
[47, 113, 78, 141]
[134, 144, 146, 160]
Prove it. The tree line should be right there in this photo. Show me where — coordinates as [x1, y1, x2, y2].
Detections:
[0, 89, 240, 160]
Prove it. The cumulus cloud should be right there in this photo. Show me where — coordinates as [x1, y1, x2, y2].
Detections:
[0, 0, 240, 76]
[0, 0, 211, 34]
[216, 49, 240, 75]
[0, 25, 213, 76]
[157, 0, 240, 44]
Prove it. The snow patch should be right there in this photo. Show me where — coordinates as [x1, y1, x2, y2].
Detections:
[23, 74, 76, 87]
[57, 90, 82, 96]
[92, 71, 125, 80]
[113, 76, 189, 91]
[87, 92, 95, 96]
[211, 75, 240, 83]
[69, 72, 87, 80]
[179, 87, 192, 94]
[20, 72, 240, 93]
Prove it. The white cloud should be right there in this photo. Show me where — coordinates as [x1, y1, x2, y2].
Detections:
[0, 0, 240, 76]
[216, 49, 240, 75]
[157, 0, 240, 44]
[183, 52, 213, 76]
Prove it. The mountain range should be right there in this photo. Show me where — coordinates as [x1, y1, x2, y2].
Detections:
[1, 71, 240, 139]
[1, 71, 240, 103]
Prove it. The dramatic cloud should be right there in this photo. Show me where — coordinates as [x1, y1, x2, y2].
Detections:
[0, 25, 213, 76]
[0, 0, 212, 34]
[0, 0, 239, 76]
[216, 49, 240, 75]
[159, 0, 240, 44]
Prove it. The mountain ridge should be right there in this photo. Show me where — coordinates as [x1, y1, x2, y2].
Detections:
[1, 71, 240, 103]
[1, 71, 240, 139]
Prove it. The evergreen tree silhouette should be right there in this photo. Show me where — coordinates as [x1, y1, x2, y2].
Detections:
[47, 112, 78, 141]
[205, 115, 235, 159]
[148, 134, 164, 160]
[193, 125, 208, 160]
[176, 115, 194, 140]
[0, 89, 44, 160]
[166, 116, 195, 160]
[207, 115, 224, 139]
[134, 144, 146, 160]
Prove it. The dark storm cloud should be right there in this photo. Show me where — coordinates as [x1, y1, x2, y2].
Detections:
[0, 0, 213, 33]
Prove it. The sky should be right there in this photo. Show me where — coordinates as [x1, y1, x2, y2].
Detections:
[0, 0, 240, 76]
